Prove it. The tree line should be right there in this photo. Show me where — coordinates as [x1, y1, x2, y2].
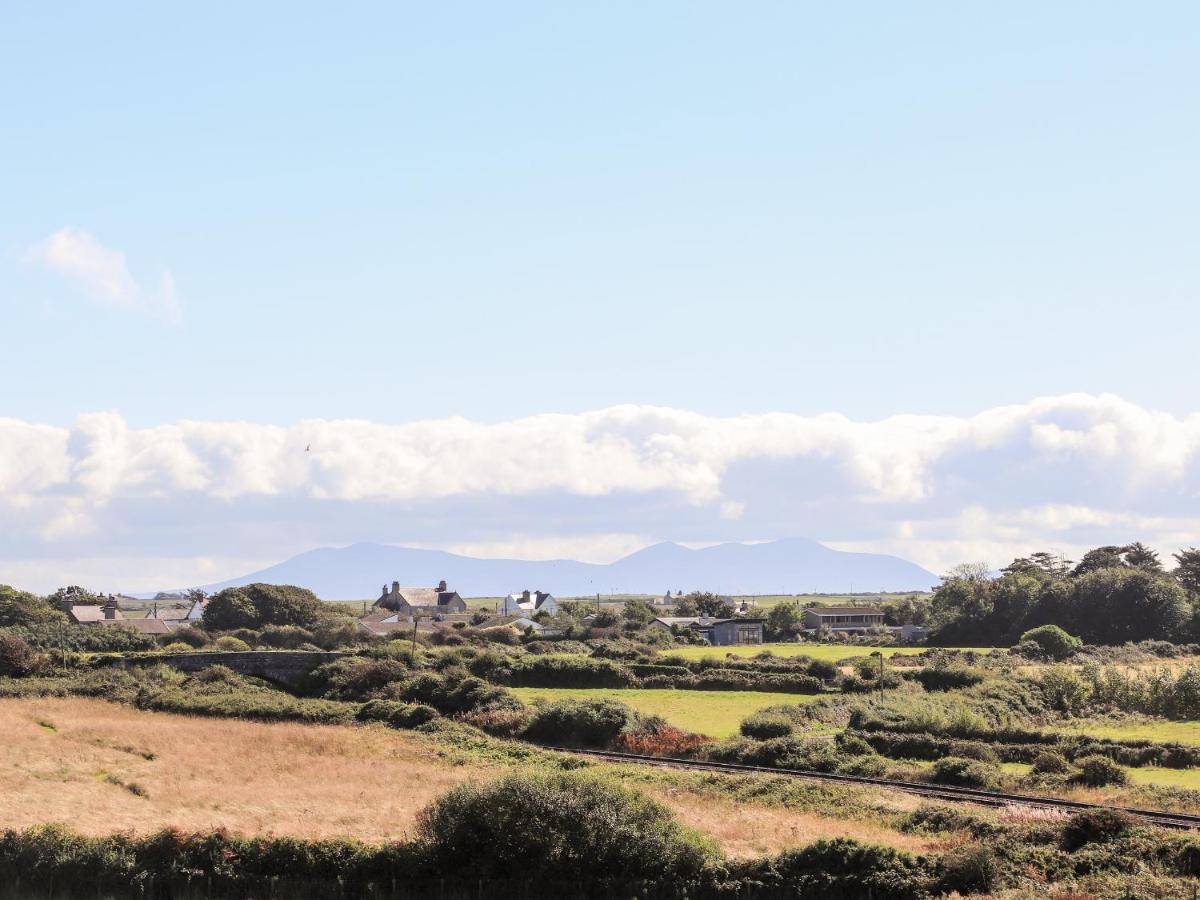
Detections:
[930, 544, 1200, 646]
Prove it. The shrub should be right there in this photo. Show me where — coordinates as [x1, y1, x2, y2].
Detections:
[1060, 809, 1134, 851]
[356, 699, 439, 729]
[937, 844, 1000, 894]
[259, 624, 316, 649]
[1031, 750, 1074, 776]
[458, 706, 532, 737]
[748, 838, 930, 900]
[612, 717, 712, 757]
[899, 805, 987, 835]
[913, 666, 983, 691]
[504, 656, 634, 688]
[308, 657, 408, 700]
[161, 642, 193, 653]
[806, 659, 839, 681]
[947, 740, 999, 764]
[0, 633, 41, 676]
[415, 771, 715, 885]
[928, 756, 1000, 789]
[213, 636, 251, 652]
[522, 697, 639, 747]
[836, 754, 887, 777]
[835, 732, 874, 756]
[740, 713, 794, 740]
[1071, 754, 1128, 787]
[170, 625, 209, 648]
[1021, 624, 1083, 661]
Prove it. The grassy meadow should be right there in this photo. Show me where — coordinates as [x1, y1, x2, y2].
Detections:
[0, 697, 934, 857]
[661, 643, 997, 663]
[510, 687, 823, 738]
[1051, 718, 1200, 747]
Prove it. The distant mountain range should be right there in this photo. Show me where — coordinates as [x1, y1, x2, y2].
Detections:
[160, 538, 937, 599]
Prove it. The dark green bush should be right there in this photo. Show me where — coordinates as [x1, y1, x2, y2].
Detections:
[0, 633, 41, 676]
[308, 657, 409, 700]
[742, 838, 931, 900]
[1020, 624, 1082, 661]
[1060, 809, 1134, 851]
[415, 771, 715, 885]
[357, 699, 439, 729]
[928, 756, 1000, 789]
[504, 656, 634, 688]
[1031, 750, 1074, 775]
[947, 740, 1000, 764]
[937, 844, 1000, 894]
[912, 666, 984, 691]
[1071, 754, 1128, 787]
[806, 659, 840, 681]
[521, 697, 638, 747]
[740, 713, 794, 740]
[899, 805, 990, 835]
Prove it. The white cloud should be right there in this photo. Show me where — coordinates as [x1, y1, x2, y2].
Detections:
[25, 227, 182, 323]
[2, 393, 1200, 587]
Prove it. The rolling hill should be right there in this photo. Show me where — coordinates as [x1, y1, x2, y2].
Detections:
[174, 538, 937, 599]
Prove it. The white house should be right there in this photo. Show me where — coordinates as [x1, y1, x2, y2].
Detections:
[498, 589, 558, 616]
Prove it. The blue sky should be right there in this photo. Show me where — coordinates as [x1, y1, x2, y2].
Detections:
[2, 4, 1199, 591]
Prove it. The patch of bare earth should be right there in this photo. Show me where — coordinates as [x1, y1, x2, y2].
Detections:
[0, 698, 934, 855]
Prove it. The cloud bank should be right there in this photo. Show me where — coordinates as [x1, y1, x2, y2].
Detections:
[25, 227, 181, 323]
[2, 393, 1199, 591]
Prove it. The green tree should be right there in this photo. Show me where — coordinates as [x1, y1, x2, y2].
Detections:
[765, 600, 803, 640]
[680, 592, 734, 617]
[621, 600, 656, 627]
[0, 585, 59, 628]
[1124, 542, 1163, 572]
[1020, 624, 1082, 660]
[1002, 551, 1071, 579]
[1173, 548, 1200, 597]
[1071, 568, 1188, 643]
[202, 588, 261, 630]
[1072, 546, 1129, 577]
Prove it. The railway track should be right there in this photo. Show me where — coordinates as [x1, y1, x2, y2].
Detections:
[545, 746, 1200, 831]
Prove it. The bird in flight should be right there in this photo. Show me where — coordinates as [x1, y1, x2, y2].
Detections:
[305, 444, 311, 452]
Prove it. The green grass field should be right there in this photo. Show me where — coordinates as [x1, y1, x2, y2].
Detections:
[1052, 719, 1200, 747]
[509, 687, 821, 738]
[659, 643, 997, 663]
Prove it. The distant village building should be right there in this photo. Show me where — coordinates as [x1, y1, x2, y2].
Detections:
[651, 616, 764, 646]
[656, 590, 682, 606]
[57, 596, 171, 635]
[373, 580, 466, 617]
[497, 589, 558, 616]
[148, 596, 207, 628]
[801, 606, 928, 641]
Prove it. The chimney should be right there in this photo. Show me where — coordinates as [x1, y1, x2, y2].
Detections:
[392, 581, 400, 594]
[437, 579, 447, 592]
[57, 598, 74, 614]
[102, 597, 119, 620]
[521, 589, 531, 602]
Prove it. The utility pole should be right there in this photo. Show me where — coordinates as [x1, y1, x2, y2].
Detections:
[410, 614, 420, 662]
[871, 651, 884, 698]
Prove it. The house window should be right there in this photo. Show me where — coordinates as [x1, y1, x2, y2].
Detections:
[737, 627, 758, 644]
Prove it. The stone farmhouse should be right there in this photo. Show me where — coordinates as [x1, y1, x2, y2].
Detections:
[497, 589, 558, 616]
[373, 580, 466, 617]
[58, 596, 171, 635]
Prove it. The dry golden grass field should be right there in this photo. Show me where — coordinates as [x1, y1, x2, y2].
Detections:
[0, 698, 939, 856]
